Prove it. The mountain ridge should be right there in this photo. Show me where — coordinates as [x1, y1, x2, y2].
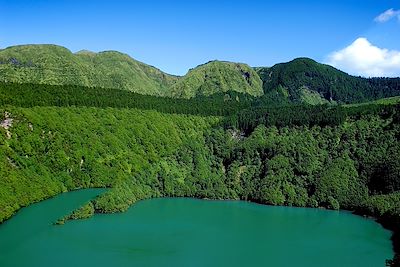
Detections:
[168, 60, 264, 98]
[1, 44, 400, 103]
[0, 44, 178, 96]
[256, 57, 400, 104]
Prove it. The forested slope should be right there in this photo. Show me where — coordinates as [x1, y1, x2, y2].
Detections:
[0, 81, 399, 265]
[0, 82, 256, 117]
[0, 106, 217, 222]
[256, 58, 400, 104]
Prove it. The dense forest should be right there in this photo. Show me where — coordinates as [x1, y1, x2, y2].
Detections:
[0, 82, 256, 116]
[0, 106, 219, 221]
[0, 79, 400, 265]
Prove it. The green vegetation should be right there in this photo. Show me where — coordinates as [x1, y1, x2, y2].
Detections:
[56, 201, 96, 224]
[222, 101, 398, 134]
[0, 105, 217, 222]
[298, 86, 331, 105]
[344, 96, 400, 107]
[0, 46, 263, 99]
[49, 101, 398, 266]
[168, 61, 264, 98]
[1, 80, 399, 265]
[1, 50, 400, 265]
[2, 45, 400, 104]
[256, 58, 400, 104]
[0, 82, 255, 116]
[0, 44, 177, 96]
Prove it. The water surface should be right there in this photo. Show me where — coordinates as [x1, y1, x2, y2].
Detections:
[0, 190, 393, 267]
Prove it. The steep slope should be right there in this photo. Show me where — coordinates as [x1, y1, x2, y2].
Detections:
[1, 100, 399, 265]
[256, 58, 400, 104]
[0, 44, 178, 96]
[0, 106, 217, 223]
[169, 61, 264, 98]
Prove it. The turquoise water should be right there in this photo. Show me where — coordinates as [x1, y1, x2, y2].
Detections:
[0, 190, 394, 267]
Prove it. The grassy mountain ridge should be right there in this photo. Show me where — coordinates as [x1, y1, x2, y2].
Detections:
[256, 58, 400, 104]
[168, 60, 264, 98]
[0, 44, 178, 96]
[0, 45, 265, 98]
[2, 44, 400, 103]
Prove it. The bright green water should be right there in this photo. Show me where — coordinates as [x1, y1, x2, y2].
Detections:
[0, 189, 393, 267]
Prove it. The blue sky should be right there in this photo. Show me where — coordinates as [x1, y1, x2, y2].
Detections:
[0, 0, 399, 76]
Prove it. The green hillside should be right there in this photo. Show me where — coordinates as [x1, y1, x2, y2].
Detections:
[167, 61, 264, 98]
[0, 44, 178, 96]
[0, 45, 263, 99]
[2, 45, 400, 103]
[0, 81, 399, 265]
[0, 82, 257, 116]
[0, 105, 217, 222]
[1, 47, 400, 264]
[256, 58, 400, 104]
[344, 96, 400, 107]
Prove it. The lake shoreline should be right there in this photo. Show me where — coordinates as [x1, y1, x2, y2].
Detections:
[1, 190, 398, 265]
[0, 192, 394, 267]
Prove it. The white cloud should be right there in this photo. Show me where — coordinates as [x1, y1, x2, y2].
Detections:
[374, 8, 400, 23]
[326, 37, 400, 77]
